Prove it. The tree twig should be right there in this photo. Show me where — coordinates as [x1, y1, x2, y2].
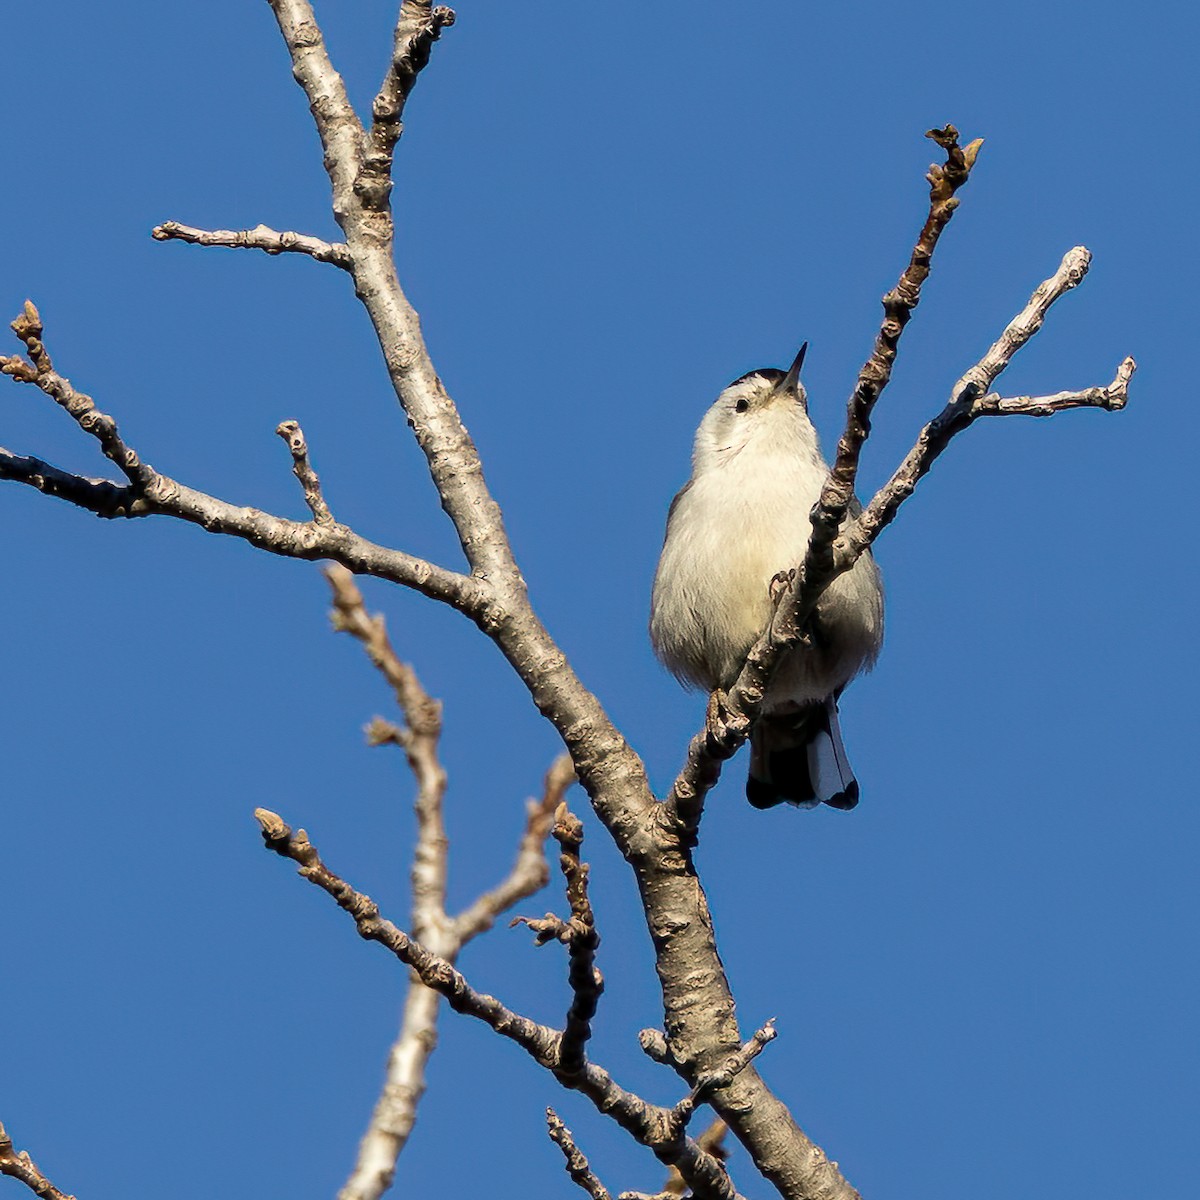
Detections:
[670, 1023, 776, 1132]
[255, 809, 738, 1200]
[0, 1121, 76, 1200]
[277, 420, 335, 526]
[0, 307, 484, 614]
[514, 804, 604, 1077]
[325, 566, 567, 1200]
[804, 125, 983, 580]
[452, 755, 575, 943]
[360, 2, 457, 212]
[151, 221, 351, 268]
[843, 248, 1133, 557]
[621, 1118, 729, 1200]
[2, 301, 153, 490]
[546, 1109, 613, 1200]
[663, 1121, 729, 1199]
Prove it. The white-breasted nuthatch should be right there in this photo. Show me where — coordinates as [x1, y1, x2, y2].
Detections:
[650, 345, 884, 809]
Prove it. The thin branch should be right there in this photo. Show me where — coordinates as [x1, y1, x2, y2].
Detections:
[805, 125, 982, 579]
[151, 221, 350, 268]
[360, 2, 457, 212]
[670, 1023, 776, 1133]
[0, 307, 485, 614]
[972, 371, 1132, 417]
[844, 249, 1132, 557]
[515, 804, 604, 1077]
[0, 1121, 76, 1200]
[0, 448, 139, 514]
[255, 810, 737, 1200]
[326, 566, 568, 1200]
[326, 563, 449, 942]
[546, 1109, 613, 1200]
[663, 239, 1132, 836]
[624, 1120, 729, 1200]
[453, 754, 575, 943]
[255, 807, 575, 1076]
[326, 565, 442, 741]
[661, 128, 980, 834]
[2, 302, 153, 489]
[337, 757, 571, 1200]
[277, 420, 335, 526]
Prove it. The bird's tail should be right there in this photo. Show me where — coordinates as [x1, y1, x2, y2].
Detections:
[746, 696, 860, 811]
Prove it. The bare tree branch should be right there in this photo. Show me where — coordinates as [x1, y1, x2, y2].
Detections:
[0, 1121, 76, 1200]
[971, 369, 1132, 417]
[670, 1022, 777, 1134]
[265, 0, 365, 210]
[547, 1109, 614, 1200]
[843, 248, 1133, 558]
[0, 309, 484, 613]
[805, 125, 983, 580]
[664, 240, 1132, 835]
[254, 809, 739, 1200]
[2, 301, 153, 489]
[151, 220, 350, 267]
[325, 566, 568, 1200]
[453, 755, 575, 943]
[515, 804, 604, 1077]
[664, 1121, 730, 1199]
[620, 1120, 731, 1200]
[361, 2, 457, 212]
[277, 420, 335, 526]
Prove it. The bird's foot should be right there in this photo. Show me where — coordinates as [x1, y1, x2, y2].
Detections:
[768, 568, 796, 606]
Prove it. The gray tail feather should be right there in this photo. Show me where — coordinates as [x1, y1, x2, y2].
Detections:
[746, 697, 860, 811]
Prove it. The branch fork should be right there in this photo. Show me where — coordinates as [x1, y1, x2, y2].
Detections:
[255, 809, 742, 1200]
[514, 802, 604, 1076]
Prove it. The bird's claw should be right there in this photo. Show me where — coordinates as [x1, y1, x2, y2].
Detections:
[769, 569, 796, 606]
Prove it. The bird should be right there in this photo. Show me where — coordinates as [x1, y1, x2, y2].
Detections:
[650, 344, 883, 809]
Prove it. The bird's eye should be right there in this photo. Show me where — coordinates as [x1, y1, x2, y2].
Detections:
[734, 398, 749, 413]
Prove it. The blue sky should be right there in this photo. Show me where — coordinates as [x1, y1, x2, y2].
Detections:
[1, 3, 1196, 1199]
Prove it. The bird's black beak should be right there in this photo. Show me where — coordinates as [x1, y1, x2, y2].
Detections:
[779, 341, 807, 395]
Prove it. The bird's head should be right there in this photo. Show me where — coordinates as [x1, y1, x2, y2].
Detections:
[692, 343, 816, 473]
